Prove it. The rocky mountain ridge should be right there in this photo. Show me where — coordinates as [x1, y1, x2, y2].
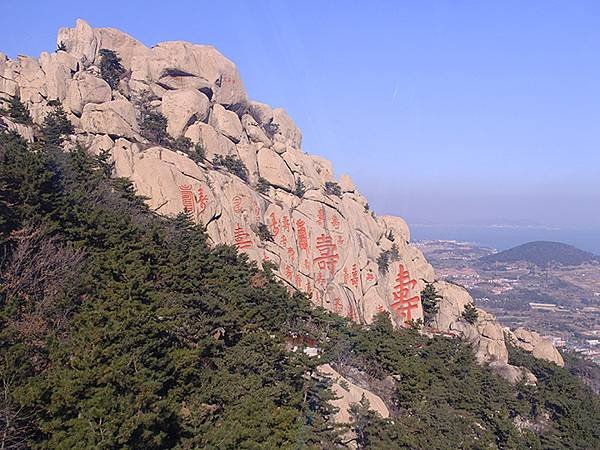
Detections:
[0, 19, 563, 378]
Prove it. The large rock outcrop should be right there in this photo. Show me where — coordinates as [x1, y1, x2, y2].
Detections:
[0, 19, 563, 374]
[318, 364, 389, 424]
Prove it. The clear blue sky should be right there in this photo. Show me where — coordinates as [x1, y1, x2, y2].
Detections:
[2, 1, 599, 235]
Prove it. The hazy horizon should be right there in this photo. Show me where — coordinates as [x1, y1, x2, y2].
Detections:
[1, 1, 598, 248]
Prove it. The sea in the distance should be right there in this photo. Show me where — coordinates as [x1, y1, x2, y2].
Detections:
[410, 224, 600, 255]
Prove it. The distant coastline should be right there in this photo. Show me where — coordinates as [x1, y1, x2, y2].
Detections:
[410, 224, 600, 255]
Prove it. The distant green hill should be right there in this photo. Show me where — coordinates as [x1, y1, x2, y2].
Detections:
[479, 241, 598, 267]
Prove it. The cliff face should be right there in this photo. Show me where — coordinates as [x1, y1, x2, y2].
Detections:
[0, 19, 563, 370]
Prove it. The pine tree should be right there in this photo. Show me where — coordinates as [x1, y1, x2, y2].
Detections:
[98, 48, 125, 89]
[7, 95, 32, 124]
[41, 105, 74, 146]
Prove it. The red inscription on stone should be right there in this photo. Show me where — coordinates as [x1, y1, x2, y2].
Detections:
[305, 280, 313, 295]
[234, 224, 253, 250]
[346, 307, 356, 321]
[314, 290, 321, 304]
[287, 246, 295, 259]
[233, 195, 243, 213]
[269, 212, 280, 237]
[334, 297, 343, 314]
[316, 271, 325, 287]
[221, 75, 236, 84]
[296, 219, 309, 251]
[314, 234, 339, 275]
[343, 266, 349, 285]
[331, 215, 341, 230]
[196, 187, 208, 212]
[366, 271, 375, 282]
[295, 274, 302, 286]
[282, 216, 291, 233]
[254, 203, 261, 221]
[179, 184, 195, 214]
[351, 264, 359, 288]
[390, 264, 421, 323]
[303, 258, 310, 271]
[281, 234, 288, 247]
[285, 264, 293, 280]
[317, 207, 325, 226]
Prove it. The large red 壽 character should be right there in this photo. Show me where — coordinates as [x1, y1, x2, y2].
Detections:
[234, 224, 252, 250]
[313, 234, 339, 275]
[179, 184, 195, 214]
[390, 264, 421, 324]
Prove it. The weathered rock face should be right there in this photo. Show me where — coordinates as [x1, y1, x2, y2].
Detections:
[161, 88, 210, 138]
[81, 99, 139, 139]
[65, 72, 112, 116]
[432, 281, 508, 364]
[510, 328, 564, 366]
[318, 364, 389, 424]
[0, 19, 563, 371]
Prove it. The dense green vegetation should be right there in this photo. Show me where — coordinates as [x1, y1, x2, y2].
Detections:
[0, 128, 598, 449]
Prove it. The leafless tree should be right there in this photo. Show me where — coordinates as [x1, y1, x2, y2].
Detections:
[1, 225, 85, 346]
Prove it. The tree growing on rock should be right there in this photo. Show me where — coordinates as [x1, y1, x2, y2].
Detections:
[42, 105, 74, 146]
[377, 244, 400, 274]
[324, 181, 342, 197]
[256, 223, 273, 242]
[256, 177, 270, 194]
[98, 48, 125, 90]
[462, 303, 479, 324]
[294, 178, 306, 197]
[140, 110, 170, 146]
[421, 282, 442, 324]
[212, 154, 249, 182]
[7, 95, 32, 124]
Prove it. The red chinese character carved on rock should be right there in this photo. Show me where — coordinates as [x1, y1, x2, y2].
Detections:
[269, 212, 280, 237]
[196, 187, 208, 212]
[296, 219, 309, 251]
[287, 246, 295, 259]
[343, 266, 349, 285]
[282, 216, 291, 233]
[179, 184, 195, 214]
[234, 224, 252, 250]
[305, 280, 313, 295]
[366, 271, 375, 282]
[346, 307, 356, 321]
[313, 234, 339, 275]
[351, 264, 359, 288]
[316, 271, 325, 287]
[280, 235, 288, 247]
[331, 215, 340, 230]
[285, 265, 293, 280]
[317, 207, 325, 226]
[233, 195, 243, 213]
[334, 297, 343, 314]
[390, 264, 421, 324]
